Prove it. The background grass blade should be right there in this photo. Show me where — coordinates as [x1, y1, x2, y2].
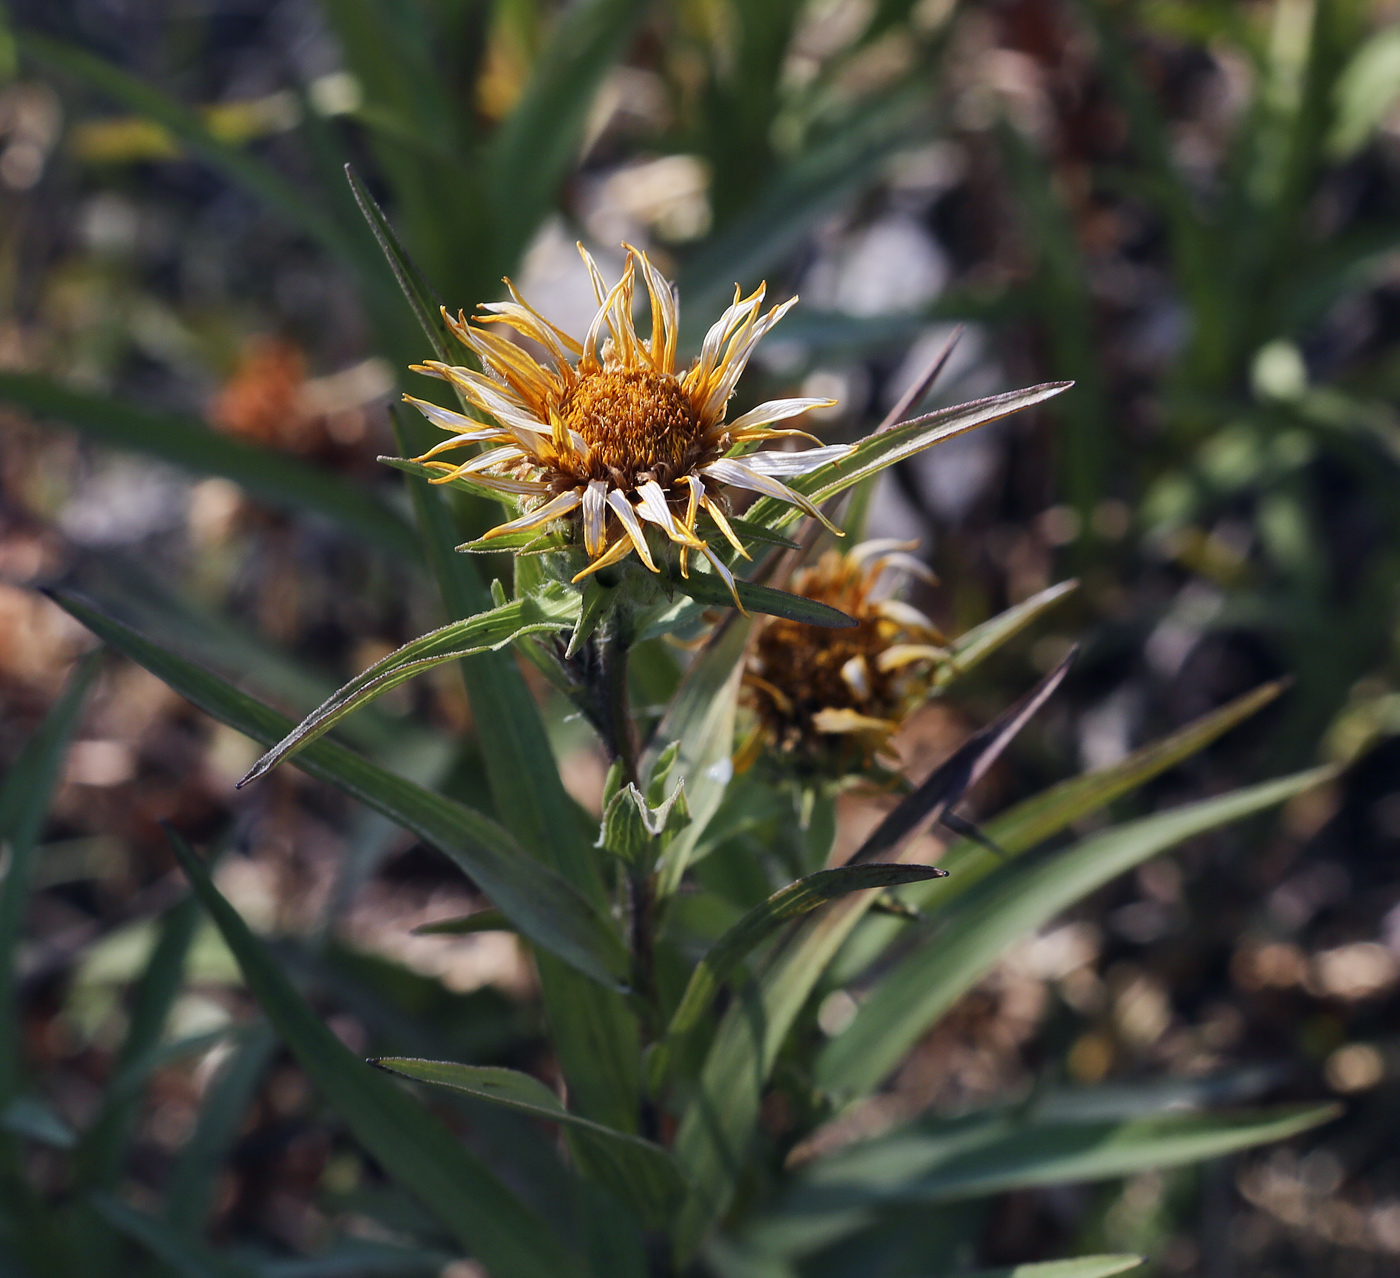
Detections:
[165, 1024, 278, 1234]
[0, 373, 419, 557]
[792, 1105, 1338, 1207]
[959, 1259, 1143, 1278]
[0, 652, 99, 1107]
[51, 591, 629, 989]
[487, 0, 650, 267]
[815, 767, 1334, 1100]
[19, 32, 365, 269]
[164, 830, 583, 1278]
[92, 1194, 256, 1278]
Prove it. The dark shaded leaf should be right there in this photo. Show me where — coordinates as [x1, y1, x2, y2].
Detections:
[164, 832, 582, 1277]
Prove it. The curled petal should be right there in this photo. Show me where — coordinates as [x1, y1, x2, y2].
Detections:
[876, 643, 950, 673]
[701, 457, 843, 535]
[875, 598, 940, 633]
[725, 397, 836, 435]
[811, 708, 898, 735]
[699, 541, 746, 615]
[606, 489, 658, 571]
[736, 444, 854, 477]
[840, 654, 871, 700]
[571, 532, 636, 582]
[582, 480, 608, 557]
[635, 479, 701, 546]
[404, 395, 497, 439]
[480, 488, 582, 538]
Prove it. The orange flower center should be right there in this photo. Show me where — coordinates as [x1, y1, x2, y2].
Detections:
[561, 368, 701, 484]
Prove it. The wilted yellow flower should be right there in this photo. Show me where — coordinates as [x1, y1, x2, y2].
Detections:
[406, 244, 851, 602]
[743, 541, 948, 769]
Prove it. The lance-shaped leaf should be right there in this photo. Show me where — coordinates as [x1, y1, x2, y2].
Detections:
[832, 680, 1291, 984]
[0, 373, 419, 558]
[598, 783, 690, 869]
[346, 165, 456, 364]
[741, 383, 1072, 534]
[51, 591, 629, 989]
[412, 908, 512, 937]
[648, 864, 948, 1093]
[0, 652, 98, 1106]
[488, 0, 651, 266]
[671, 657, 1073, 1259]
[816, 766, 1335, 1100]
[957, 1260, 1144, 1278]
[785, 1104, 1338, 1210]
[668, 567, 857, 627]
[939, 579, 1079, 682]
[161, 832, 580, 1278]
[239, 584, 579, 785]
[371, 1059, 687, 1224]
[651, 615, 752, 895]
[852, 651, 1077, 865]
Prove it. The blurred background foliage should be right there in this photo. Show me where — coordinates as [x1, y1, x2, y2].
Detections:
[2, 0, 1400, 1273]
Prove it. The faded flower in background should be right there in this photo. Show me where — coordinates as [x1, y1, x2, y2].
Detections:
[743, 540, 947, 773]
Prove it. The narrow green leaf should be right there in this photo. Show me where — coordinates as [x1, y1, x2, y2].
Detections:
[0, 651, 98, 1105]
[488, 0, 649, 265]
[649, 865, 947, 1093]
[668, 568, 856, 628]
[959, 1259, 1143, 1278]
[164, 832, 581, 1278]
[239, 584, 579, 785]
[346, 165, 457, 362]
[411, 908, 512, 937]
[1, 1097, 76, 1149]
[725, 517, 802, 552]
[77, 888, 202, 1190]
[940, 579, 1079, 681]
[677, 91, 930, 325]
[652, 615, 751, 895]
[390, 410, 643, 1134]
[816, 767, 1335, 1100]
[0, 374, 419, 558]
[670, 656, 1071, 1258]
[372, 1059, 688, 1223]
[51, 591, 628, 989]
[832, 680, 1291, 984]
[742, 383, 1072, 533]
[791, 1105, 1338, 1207]
[165, 1024, 277, 1232]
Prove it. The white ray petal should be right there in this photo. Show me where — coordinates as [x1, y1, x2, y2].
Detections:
[482, 489, 582, 536]
[699, 295, 798, 421]
[875, 598, 939, 632]
[404, 395, 496, 437]
[725, 397, 836, 434]
[582, 480, 608, 557]
[700, 457, 841, 533]
[606, 489, 657, 571]
[699, 541, 745, 613]
[735, 445, 854, 477]
[635, 479, 700, 546]
[876, 644, 949, 673]
[840, 654, 871, 700]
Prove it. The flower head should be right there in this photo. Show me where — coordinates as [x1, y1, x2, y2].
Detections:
[743, 541, 948, 773]
[406, 244, 851, 602]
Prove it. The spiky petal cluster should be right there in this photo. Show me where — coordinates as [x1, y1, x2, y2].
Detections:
[407, 244, 852, 600]
[743, 542, 948, 770]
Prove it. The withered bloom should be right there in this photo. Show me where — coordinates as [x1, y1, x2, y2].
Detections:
[405, 244, 851, 603]
[743, 541, 948, 772]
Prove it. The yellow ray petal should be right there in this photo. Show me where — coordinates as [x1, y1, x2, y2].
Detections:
[480, 488, 582, 537]
[606, 489, 658, 571]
